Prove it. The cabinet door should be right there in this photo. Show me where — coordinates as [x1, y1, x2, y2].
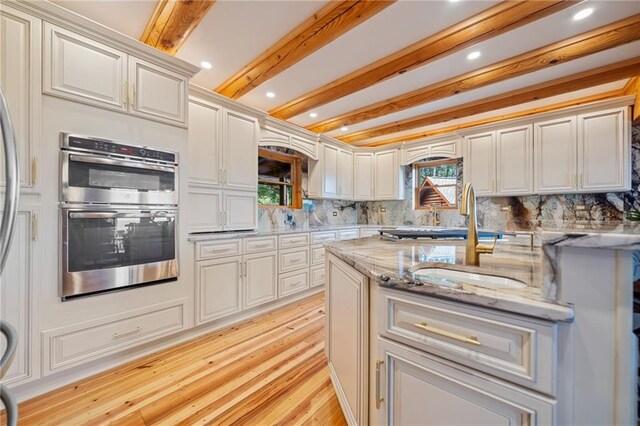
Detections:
[496, 125, 532, 195]
[223, 110, 258, 191]
[338, 149, 354, 199]
[128, 56, 187, 125]
[377, 338, 554, 426]
[43, 23, 127, 111]
[534, 116, 577, 194]
[196, 256, 242, 323]
[578, 108, 629, 192]
[187, 188, 223, 233]
[188, 99, 222, 187]
[223, 190, 257, 231]
[375, 149, 402, 200]
[0, 209, 36, 385]
[322, 144, 339, 198]
[464, 132, 495, 196]
[354, 152, 374, 200]
[0, 6, 40, 189]
[244, 251, 277, 309]
[326, 255, 368, 426]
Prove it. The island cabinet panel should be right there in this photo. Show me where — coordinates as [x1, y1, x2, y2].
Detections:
[376, 338, 555, 426]
[378, 289, 557, 395]
[326, 254, 369, 426]
[534, 116, 577, 194]
[577, 107, 630, 192]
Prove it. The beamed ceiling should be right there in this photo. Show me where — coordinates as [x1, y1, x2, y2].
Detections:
[52, 0, 640, 145]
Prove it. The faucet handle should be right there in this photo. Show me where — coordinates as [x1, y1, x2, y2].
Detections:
[476, 236, 497, 254]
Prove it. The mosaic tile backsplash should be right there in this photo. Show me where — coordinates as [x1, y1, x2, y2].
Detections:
[259, 125, 640, 231]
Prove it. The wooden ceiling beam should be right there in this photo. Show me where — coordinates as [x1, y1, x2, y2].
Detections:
[269, 0, 577, 120]
[361, 89, 625, 147]
[340, 57, 640, 143]
[623, 76, 640, 122]
[140, 0, 217, 55]
[215, 0, 395, 99]
[307, 14, 640, 134]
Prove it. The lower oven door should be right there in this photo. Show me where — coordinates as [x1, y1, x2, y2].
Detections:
[61, 208, 178, 299]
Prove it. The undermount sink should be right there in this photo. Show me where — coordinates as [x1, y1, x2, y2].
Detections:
[413, 268, 527, 290]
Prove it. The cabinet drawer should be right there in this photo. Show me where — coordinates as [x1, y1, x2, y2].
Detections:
[310, 265, 325, 287]
[310, 231, 337, 244]
[279, 269, 309, 297]
[197, 240, 242, 260]
[310, 244, 326, 265]
[338, 229, 359, 240]
[43, 299, 186, 374]
[379, 288, 557, 395]
[244, 236, 277, 254]
[278, 233, 309, 249]
[278, 247, 310, 273]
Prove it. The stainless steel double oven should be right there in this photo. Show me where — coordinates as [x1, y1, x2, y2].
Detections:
[60, 133, 179, 299]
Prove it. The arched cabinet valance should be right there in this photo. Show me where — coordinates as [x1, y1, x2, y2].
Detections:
[401, 136, 461, 165]
[259, 125, 319, 160]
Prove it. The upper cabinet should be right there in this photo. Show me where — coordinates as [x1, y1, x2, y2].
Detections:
[188, 99, 223, 188]
[43, 23, 189, 126]
[338, 149, 354, 200]
[223, 110, 259, 191]
[0, 5, 41, 190]
[534, 107, 630, 195]
[463, 132, 496, 197]
[374, 149, 404, 200]
[308, 143, 353, 200]
[354, 152, 375, 200]
[259, 120, 318, 160]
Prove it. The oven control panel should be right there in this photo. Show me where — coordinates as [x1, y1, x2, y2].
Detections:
[66, 135, 177, 163]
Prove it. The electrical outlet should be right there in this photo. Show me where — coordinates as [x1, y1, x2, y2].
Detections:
[332, 211, 337, 217]
[380, 207, 387, 213]
[500, 206, 511, 212]
[574, 204, 587, 211]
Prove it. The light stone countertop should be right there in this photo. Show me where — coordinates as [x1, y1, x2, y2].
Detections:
[188, 224, 389, 242]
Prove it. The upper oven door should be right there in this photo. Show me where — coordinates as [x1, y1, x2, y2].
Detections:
[61, 151, 178, 205]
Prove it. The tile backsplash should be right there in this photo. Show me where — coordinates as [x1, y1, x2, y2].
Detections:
[259, 125, 640, 232]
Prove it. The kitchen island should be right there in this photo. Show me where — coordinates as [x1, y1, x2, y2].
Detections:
[324, 228, 639, 425]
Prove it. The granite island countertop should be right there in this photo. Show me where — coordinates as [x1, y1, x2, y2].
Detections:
[324, 236, 575, 322]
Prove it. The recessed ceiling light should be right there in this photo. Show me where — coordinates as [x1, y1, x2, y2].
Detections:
[200, 61, 212, 70]
[467, 51, 481, 60]
[309, 112, 318, 118]
[340, 126, 349, 131]
[266, 92, 276, 98]
[573, 7, 593, 21]
[449, 0, 460, 2]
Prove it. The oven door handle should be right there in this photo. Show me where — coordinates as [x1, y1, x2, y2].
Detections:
[69, 154, 175, 173]
[69, 211, 176, 219]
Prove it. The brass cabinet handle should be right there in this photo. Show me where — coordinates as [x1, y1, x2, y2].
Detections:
[130, 84, 136, 108]
[31, 157, 38, 185]
[375, 359, 384, 409]
[31, 213, 38, 241]
[122, 82, 128, 106]
[113, 327, 141, 338]
[414, 321, 480, 346]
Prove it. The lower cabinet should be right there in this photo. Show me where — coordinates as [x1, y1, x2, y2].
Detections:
[244, 251, 278, 309]
[196, 256, 243, 323]
[279, 269, 309, 298]
[326, 254, 369, 426]
[376, 337, 555, 425]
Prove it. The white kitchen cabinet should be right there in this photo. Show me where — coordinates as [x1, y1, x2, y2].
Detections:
[188, 99, 222, 187]
[463, 131, 496, 196]
[0, 208, 38, 385]
[223, 190, 257, 231]
[354, 152, 375, 200]
[43, 22, 189, 126]
[321, 144, 339, 198]
[243, 251, 278, 309]
[376, 338, 554, 426]
[187, 188, 223, 233]
[223, 110, 258, 191]
[0, 5, 40, 190]
[496, 125, 533, 195]
[534, 116, 577, 194]
[338, 149, 354, 199]
[577, 107, 630, 192]
[374, 149, 403, 200]
[196, 256, 242, 323]
[128, 56, 187, 125]
[326, 254, 369, 426]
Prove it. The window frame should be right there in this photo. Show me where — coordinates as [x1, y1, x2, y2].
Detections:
[258, 148, 303, 209]
[413, 158, 458, 211]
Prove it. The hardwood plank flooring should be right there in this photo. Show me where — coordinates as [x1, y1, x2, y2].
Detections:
[16, 292, 346, 426]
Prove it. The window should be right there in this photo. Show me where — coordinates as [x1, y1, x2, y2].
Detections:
[258, 148, 302, 209]
[413, 159, 458, 210]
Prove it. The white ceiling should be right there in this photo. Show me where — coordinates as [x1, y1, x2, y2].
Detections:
[50, 0, 640, 145]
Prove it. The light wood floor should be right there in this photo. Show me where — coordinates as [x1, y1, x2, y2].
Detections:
[15, 292, 346, 425]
